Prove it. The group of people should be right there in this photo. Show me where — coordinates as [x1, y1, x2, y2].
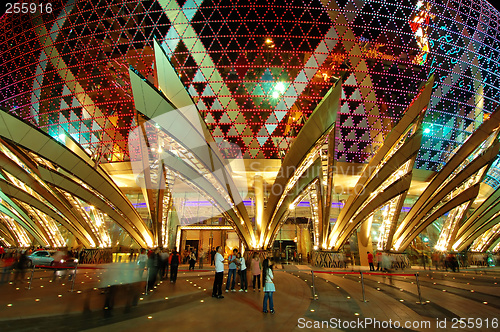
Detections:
[187, 248, 206, 270]
[134, 246, 214, 291]
[430, 252, 461, 271]
[133, 248, 181, 290]
[211, 247, 275, 314]
[367, 251, 400, 272]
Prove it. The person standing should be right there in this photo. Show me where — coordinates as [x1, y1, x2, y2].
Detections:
[212, 246, 224, 299]
[237, 252, 248, 292]
[211, 247, 216, 266]
[225, 248, 238, 292]
[262, 257, 275, 314]
[199, 248, 205, 269]
[188, 250, 196, 270]
[169, 249, 180, 283]
[251, 253, 261, 291]
[367, 251, 375, 271]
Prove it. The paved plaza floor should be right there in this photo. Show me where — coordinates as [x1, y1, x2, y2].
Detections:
[0, 264, 499, 331]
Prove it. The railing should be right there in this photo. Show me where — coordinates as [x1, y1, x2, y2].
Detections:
[28, 264, 78, 291]
[311, 270, 424, 304]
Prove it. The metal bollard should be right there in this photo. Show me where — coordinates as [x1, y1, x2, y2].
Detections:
[415, 273, 424, 304]
[311, 271, 318, 300]
[71, 265, 78, 292]
[145, 267, 149, 295]
[360, 272, 368, 302]
[28, 266, 35, 290]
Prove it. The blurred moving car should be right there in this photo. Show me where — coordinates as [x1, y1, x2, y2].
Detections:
[52, 251, 78, 267]
[27, 250, 78, 267]
[27, 250, 55, 267]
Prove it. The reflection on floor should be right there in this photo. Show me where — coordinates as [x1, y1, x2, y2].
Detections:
[0, 264, 498, 331]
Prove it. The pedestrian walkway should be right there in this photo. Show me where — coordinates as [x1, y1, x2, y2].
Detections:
[0, 264, 498, 331]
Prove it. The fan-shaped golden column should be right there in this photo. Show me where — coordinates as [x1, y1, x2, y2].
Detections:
[0, 193, 48, 247]
[129, 43, 254, 248]
[320, 130, 336, 250]
[452, 153, 500, 252]
[266, 158, 324, 249]
[393, 106, 500, 252]
[0, 142, 100, 247]
[0, 224, 16, 247]
[262, 82, 342, 250]
[134, 113, 170, 248]
[0, 108, 154, 248]
[486, 234, 500, 252]
[254, 174, 265, 241]
[327, 76, 434, 251]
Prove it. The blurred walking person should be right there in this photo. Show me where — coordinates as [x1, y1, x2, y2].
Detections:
[136, 249, 147, 279]
[376, 252, 382, 271]
[199, 248, 205, 269]
[1, 252, 15, 284]
[13, 250, 28, 285]
[381, 252, 391, 272]
[159, 249, 169, 280]
[147, 248, 160, 291]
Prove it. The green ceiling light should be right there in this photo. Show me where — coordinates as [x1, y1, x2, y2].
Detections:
[424, 127, 431, 134]
[275, 82, 285, 93]
[272, 82, 285, 99]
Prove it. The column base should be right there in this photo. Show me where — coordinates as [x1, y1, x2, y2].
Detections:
[312, 251, 347, 268]
[79, 248, 113, 264]
[384, 252, 410, 269]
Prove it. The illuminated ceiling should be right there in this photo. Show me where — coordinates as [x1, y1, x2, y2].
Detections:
[1, 0, 499, 170]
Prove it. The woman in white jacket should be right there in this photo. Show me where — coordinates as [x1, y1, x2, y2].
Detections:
[262, 257, 275, 314]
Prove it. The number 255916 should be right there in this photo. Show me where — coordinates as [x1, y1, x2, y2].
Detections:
[6, 2, 53, 14]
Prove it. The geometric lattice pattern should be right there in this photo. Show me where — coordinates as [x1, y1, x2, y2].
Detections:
[1, 0, 500, 172]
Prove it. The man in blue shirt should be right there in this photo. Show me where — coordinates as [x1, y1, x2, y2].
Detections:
[225, 248, 238, 292]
